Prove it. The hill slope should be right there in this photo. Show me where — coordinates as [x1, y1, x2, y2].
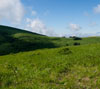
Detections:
[0, 25, 56, 55]
[1, 25, 100, 88]
[1, 25, 100, 55]
[0, 44, 100, 89]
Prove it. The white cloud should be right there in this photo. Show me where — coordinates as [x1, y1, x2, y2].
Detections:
[69, 23, 81, 30]
[94, 4, 100, 14]
[26, 18, 32, 23]
[32, 11, 37, 16]
[0, 0, 24, 24]
[26, 18, 57, 36]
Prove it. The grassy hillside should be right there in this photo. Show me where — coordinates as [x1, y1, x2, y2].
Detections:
[1, 25, 100, 55]
[0, 44, 100, 89]
[50, 36, 100, 47]
[1, 25, 100, 89]
[0, 25, 56, 55]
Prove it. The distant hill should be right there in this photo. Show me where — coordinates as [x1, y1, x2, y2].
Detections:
[0, 25, 56, 55]
[1, 25, 100, 55]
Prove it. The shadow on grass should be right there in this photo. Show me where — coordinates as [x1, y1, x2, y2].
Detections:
[0, 36, 57, 56]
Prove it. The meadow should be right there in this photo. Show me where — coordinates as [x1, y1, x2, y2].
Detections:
[0, 25, 100, 89]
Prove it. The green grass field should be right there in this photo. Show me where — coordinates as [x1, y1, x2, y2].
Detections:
[0, 25, 100, 89]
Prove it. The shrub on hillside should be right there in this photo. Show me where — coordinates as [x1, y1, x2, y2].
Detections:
[66, 44, 69, 46]
[73, 42, 80, 46]
[69, 36, 82, 40]
[58, 48, 72, 55]
[73, 37, 82, 40]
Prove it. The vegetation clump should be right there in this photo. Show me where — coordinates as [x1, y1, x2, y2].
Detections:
[74, 42, 80, 46]
[73, 37, 82, 40]
[70, 36, 82, 40]
[58, 48, 72, 55]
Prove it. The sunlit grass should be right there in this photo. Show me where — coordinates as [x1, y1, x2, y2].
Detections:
[0, 43, 100, 89]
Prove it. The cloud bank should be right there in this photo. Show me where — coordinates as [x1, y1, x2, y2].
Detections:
[32, 11, 37, 16]
[26, 18, 57, 36]
[94, 4, 100, 14]
[0, 0, 24, 23]
[69, 23, 81, 30]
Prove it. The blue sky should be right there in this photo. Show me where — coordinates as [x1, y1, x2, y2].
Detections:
[0, 0, 100, 37]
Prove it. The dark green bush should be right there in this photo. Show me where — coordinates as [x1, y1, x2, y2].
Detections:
[69, 36, 82, 40]
[73, 42, 80, 46]
[73, 37, 82, 40]
[58, 48, 72, 55]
